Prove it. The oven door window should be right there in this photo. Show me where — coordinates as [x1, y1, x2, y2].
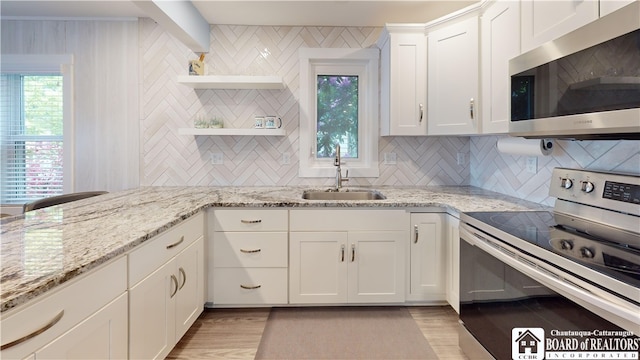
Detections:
[459, 239, 635, 360]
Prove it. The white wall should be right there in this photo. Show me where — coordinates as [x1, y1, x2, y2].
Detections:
[1, 20, 140, 192]
[3, 19, 636, 207]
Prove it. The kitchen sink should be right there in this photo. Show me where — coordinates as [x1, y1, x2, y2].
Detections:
[301, 189, 386, 200]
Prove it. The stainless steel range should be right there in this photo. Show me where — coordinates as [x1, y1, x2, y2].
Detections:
[459, 168, 639, 359]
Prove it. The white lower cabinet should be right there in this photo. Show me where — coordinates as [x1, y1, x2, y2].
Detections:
[289, 209, 408, 304]
[35, 293, 128, 359]
[0, 257, 127, 360]
[209, 209, 289, 306]
[128, 213, 205, 360]
[445, 214, 460, 313]
[407, 213, 446, 302]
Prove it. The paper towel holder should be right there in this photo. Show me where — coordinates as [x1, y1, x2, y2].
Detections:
[542, 139, 554, 151]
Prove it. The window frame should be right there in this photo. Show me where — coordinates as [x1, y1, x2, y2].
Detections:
[298, 48, 379, 178]
[1, 54, 74, 202]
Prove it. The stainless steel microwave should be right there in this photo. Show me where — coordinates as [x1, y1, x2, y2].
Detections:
[509, 2, 640, 140]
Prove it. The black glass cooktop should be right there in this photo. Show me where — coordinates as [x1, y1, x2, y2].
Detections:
[464, 211, 640, 289]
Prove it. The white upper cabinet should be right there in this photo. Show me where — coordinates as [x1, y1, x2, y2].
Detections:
[427, 15, 480, 135]
[521, 0, 599, 53]
[480, 0, 521, 134]
[378, 25, 428, 136]
[600, 0, 636, 17]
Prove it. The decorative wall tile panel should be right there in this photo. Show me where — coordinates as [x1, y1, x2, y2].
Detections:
[470, 136, 640, 206]
[140, 21, 471, 187]
[140, 20, 636, 202]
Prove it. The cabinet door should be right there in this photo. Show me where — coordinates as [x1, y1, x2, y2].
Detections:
[35, 294, 127, 359]
[600, 0, 635, 17]
[521, 0, 598, 53]
[481, 0, 520, 134]
[348, 231, 406, 303]
[408, 214, 445, 302]
[445, 215, 460, 314]
[381, 31, 427, 136]
[289, 232, 348, 304]
[129, 260, 175, 360]
[174, 237, 204, 342]
[428, 16, 479, 135]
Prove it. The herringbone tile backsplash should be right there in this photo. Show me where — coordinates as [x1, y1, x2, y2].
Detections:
[471, 136, 640, 206]
[140, 21, 638, 205]
[140, 20, 469, 188]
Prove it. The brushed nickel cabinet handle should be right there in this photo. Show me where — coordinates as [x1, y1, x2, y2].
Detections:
[351, 244, 355, 262]
[1, 310, 64, 350]
[341, 244, 345, 262]
[469, 98, 474, 120]
[240, 219, 262, 224]
[166, 236, 184, 250]
[419, 103, 424, 123]
[414, 224, 419, 244]
[240, 284, 262, 290]
[178, 267, 187, 290]
[240, 248, 261, 254]
[170, 275, 179, 298]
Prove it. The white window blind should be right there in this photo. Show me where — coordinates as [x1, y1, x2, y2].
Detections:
[1, 74, 64, 204]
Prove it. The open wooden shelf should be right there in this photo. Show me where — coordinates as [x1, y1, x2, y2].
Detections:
[176, 75, 284, 90]
[178, 128, 286, 136]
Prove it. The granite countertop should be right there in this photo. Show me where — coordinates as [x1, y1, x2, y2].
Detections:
[0, 185, 549, 313]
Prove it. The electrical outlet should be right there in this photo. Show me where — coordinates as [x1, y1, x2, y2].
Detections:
[457, 152, 466, 166]
[526, 157, 537, 174]
[210, 152, 223, 165]
[384, 152, 397, 165]
[281, 153, 290, 165]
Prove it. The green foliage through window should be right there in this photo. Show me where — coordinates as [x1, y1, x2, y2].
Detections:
[316, 75, 358, 159]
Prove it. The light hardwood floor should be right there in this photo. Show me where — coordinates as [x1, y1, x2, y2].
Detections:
[167, 306, 468, 359]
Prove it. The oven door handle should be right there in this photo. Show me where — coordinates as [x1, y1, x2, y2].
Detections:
[460, 225, 640, 334]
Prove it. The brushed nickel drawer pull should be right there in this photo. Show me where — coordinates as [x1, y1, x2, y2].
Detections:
[1, 310, 64, 350]
[166, 236, 184, 249]
[469, 98, 475, 120]
[178, 267, 187, 290]
[240, 219, 262, 224]
[170, 275, 179, 298]
[240, 248, 261, 254]
[240, 284, 262, 290]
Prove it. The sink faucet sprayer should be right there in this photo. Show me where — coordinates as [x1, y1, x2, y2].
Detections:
[334, 143, 349, 190]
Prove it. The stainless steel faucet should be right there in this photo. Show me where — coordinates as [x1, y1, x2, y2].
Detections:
[334, 144, 349, 190]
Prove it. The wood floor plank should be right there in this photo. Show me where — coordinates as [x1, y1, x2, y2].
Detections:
[168, 306, 468, 359]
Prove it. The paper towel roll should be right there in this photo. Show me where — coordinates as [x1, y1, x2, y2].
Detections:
[496, 137, 553, 156]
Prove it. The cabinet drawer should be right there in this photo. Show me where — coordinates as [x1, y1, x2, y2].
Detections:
[129, 212, 204, 286]
[213, 209, 288, 232]
[290, 209, 408, 231]
[213, 268, 288, 305]
[0, 257, 127, 359]
[213, 232, 288, 268]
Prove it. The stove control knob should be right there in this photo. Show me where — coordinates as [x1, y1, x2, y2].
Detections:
[561, 178, 573, 189]
[581, 181, 595, 193]
[560, 240, 573, 251]
[580, 247, 595, 259]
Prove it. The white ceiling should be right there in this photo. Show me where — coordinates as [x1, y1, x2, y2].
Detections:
[1, 0, 478, 27]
